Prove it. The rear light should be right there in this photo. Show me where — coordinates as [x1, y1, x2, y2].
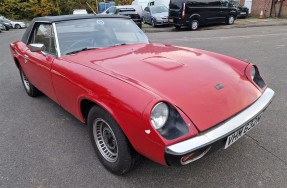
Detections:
[182, 3, 186, 19]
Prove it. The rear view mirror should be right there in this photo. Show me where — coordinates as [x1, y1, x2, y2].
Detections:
[28, 43, 45, 52]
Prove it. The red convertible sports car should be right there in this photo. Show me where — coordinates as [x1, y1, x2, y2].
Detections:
[10, 14, 275, 175]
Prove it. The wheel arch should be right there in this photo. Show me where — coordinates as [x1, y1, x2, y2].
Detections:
[189, 14, 200, 21]
[13, 57, 20, 69]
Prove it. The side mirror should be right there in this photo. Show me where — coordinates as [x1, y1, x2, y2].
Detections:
[28, 43, 45, 52]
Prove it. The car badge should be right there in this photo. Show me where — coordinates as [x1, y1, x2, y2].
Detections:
[215, 83, 224, 90]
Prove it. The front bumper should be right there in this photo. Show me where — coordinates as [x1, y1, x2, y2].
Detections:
[155, 19, 169, 26]
[165, 88, 275, 165]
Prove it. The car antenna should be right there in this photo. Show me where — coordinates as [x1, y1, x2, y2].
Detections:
[86, 1, 97, 14]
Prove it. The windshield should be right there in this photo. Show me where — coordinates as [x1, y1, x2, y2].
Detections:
[150, 6, 168, 14]
[229, 0, 240, 6]
[56, 18, 149, 55]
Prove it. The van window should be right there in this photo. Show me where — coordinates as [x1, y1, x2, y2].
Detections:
[186, 0, 221, 7]
[170, 0, 185, 9]
[208, 0, 221, 6]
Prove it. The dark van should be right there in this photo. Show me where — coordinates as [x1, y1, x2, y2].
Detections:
[169, 0, 237, 30]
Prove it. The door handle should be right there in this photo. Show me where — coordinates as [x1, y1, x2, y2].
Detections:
[23, 55, 29, 63]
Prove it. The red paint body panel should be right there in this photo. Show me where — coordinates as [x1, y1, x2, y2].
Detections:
[63, 43, 262, 131]
[10, 41, 263, 165]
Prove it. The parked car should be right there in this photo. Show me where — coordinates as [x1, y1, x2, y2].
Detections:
[10, 14, 274, 175]
[9, 20, 26, 29]
[143, 5, 169, 27]
[0, 19, 12, 31]
[102, 6, 142, 28]
[169, 0, 237, 30]
[230, 0, 249, 18]
[0, 23, 5, 31]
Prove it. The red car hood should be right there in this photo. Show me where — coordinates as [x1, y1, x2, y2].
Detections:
[62, 43, 262, 131]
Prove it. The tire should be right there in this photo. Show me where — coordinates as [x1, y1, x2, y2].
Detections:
[88, 106, 137, 175]
[143, 17, 146, 24]
[190, 20, 199, 31]
[226, 15, 235, 25]
[15, 24, 21, 29]
[4, 25, 9, 31]
[138, 23, 142, 29]
[19, 67, 40, 97]
[152, 19, 156, 27]
[174, 25, 181, 30]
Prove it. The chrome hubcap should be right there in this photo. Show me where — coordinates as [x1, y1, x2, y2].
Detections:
[192, 21, 198, 30]
[229, 17, 234, 24]
[93, 118, 118, 163]
[21, 70, 30, 92]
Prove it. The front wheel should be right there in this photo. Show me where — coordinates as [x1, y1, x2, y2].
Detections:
[19, 67, 40, 97]
[152, 19, 156, 27]
[88, 106, 138, 175]
[226, 15, 235, 25]
[190, 20, 199, 31]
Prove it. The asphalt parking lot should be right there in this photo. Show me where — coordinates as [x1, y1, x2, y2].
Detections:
[0, 25, 287, 188]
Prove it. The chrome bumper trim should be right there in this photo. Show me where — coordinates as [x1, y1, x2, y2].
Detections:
[166, 88, 275, 155]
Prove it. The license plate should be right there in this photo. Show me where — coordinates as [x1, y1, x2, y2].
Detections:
[240, 12, 246, 15]
[224, 113, 263, 149]
[168, 19, 173, 23]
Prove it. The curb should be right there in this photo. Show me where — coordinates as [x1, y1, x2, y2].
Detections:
[143, 22, 287, 33]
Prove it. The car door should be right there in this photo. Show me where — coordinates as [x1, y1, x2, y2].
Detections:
[205, 0, 222, 23]
[23, 23, 58, 102]
[144, 7, 152, 23]
[220, 0, 231, 21]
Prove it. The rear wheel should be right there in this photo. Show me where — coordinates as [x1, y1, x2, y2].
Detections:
[15, 24, 21, 29]
[88, 106, 138, 175]
[190, 20, 199, 31]
[4, 25, 9, 31]
[174, 25, 181, 30]
[19, 67, 40, 97]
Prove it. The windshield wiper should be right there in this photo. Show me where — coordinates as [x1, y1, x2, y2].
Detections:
[66, 47, 99, 55]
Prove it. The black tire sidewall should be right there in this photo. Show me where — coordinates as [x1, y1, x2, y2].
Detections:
[227, 15, 235, 25]
[88, 106, 136, 175]
[152, 19, 156, 27]
[19, 67, 40, 97]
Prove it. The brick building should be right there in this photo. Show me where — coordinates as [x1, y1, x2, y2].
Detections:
[239, 0, 287, 17]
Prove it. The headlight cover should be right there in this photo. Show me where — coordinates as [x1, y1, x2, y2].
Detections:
[251, 66, 256, 80]
[150, 102, 189, 140]
[246, 65, 266, 90]
[151, 102, 169, 130]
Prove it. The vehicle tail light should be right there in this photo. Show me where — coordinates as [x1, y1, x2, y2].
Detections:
[182, 3, 186, 19]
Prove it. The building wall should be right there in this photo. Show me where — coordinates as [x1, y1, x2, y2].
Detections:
[239, 0, 287, 17]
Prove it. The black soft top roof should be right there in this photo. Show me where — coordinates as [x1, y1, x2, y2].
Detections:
[22, 14, 129, 43]
[31, 14, 128, 23]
